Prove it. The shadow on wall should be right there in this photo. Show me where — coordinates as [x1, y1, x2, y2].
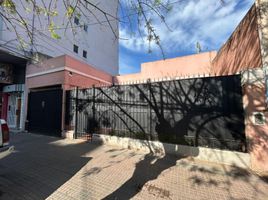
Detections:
[64, 75, 249, 199]
[135, 76, 246, 152]
[67, 75, 247, 153]
[243, 83, 268, 172]
[257, 1, 268, 69]
[212, 4, 262, 75]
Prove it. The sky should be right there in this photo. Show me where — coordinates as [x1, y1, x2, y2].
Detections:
[118, 0, 255, 75]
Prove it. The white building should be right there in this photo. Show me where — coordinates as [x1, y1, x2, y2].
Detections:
[1, 0, 119, 74]
[0, 0, 119, 130]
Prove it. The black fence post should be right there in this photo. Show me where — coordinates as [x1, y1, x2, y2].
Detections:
[93, 85, 96, 122]
[74, 86, 79, 139]
[147, 79, 152, 140]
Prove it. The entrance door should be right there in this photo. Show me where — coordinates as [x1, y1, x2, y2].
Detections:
[7, 94, 22, 129]
[16, 98, 21, 129]
[28, 88, 62, 137]
[7, 94, 17, 128]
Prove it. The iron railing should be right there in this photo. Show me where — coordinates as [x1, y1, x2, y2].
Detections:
[65, 75, 247, 152]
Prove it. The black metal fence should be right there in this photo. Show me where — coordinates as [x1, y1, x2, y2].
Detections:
[65, 75, 247, 152]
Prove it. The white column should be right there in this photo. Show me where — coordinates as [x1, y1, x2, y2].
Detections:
[256, 0, 268, 98]
[19, 91, 24, 130]
[21, 85, 29, 131]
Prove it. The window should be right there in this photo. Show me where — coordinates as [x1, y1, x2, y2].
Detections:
[84, 24, 88, 32]
[73, 45, 78, 53]
[83, 50, 87, 58]
[74, 17, 79, 25]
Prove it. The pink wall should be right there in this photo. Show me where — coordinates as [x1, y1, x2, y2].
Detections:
[27, 71, 65, 89]
[63, 71, 101, 90]
[115, 6, 261, 83]
[243, 83, 268, 172]
[26, 55, 113, 90]
[212, 5, 262, 75]
[25, 54, 114, 133]
[115, 51, 217, 83]
[26, 56, 66, 75]
[65, 56, 113, 84]
[142, 51, 216, 77]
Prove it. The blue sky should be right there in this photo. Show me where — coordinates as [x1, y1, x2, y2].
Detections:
[119, 0, 255, 75]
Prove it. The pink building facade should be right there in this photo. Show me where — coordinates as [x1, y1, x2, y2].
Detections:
[25, 55, 113, 136]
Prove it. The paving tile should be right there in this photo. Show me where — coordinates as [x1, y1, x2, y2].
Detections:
[0, 132, 268, 200]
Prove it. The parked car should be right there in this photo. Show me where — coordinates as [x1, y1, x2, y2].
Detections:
[0, 119, 13, 159]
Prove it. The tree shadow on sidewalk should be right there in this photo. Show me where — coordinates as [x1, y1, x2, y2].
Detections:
[103, 153, 187, 200]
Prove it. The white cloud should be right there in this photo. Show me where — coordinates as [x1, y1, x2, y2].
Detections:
[119, 0, 254, 54]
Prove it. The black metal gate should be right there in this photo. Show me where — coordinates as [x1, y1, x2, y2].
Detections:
[28, 88, 62, 137]
[66, 75, 246, 152]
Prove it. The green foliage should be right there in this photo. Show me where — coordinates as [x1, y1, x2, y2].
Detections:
[48, 22, 61, 39]
[154, 0, 161, 6]
[66, 5, 75, 17]
[1, 0, 16, 13]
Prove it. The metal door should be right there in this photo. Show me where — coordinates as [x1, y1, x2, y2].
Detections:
[28, 88, 62, 137]
[16, 98, 21, 128]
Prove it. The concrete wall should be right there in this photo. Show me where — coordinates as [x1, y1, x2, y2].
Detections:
[95, 134, 250, 169]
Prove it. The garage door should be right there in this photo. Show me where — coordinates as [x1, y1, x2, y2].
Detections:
[28, 88, 62, 137]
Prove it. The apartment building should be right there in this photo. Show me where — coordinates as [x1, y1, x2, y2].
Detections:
[0, 0, 119, 130]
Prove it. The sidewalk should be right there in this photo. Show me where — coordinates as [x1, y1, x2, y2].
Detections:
[0, 132, 267, 200]
[47, 148, 268, 200]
